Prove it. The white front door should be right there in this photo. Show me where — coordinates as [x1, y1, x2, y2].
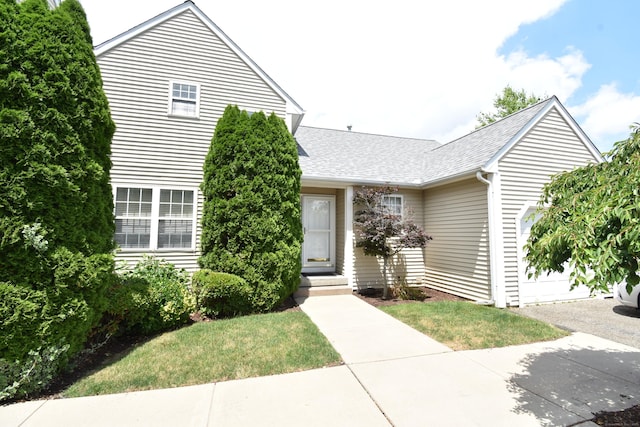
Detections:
[301, 195, 335, 273]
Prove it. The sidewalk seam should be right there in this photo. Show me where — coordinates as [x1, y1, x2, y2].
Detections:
[346, 350, 453, 366]
[204, 383, 216, 427]
[345, 363, 394, 427]
[16, 400, 47, 427]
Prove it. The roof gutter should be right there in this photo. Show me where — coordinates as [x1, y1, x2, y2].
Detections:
[476, 170, 507, 308]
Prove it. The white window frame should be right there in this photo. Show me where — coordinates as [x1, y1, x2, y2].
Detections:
[113, 184, 198, 251]
[382, 194, 403, 218]
[167, 81, 200, 118]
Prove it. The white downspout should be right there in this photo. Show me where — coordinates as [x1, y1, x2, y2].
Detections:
[476, 171, 507, 308]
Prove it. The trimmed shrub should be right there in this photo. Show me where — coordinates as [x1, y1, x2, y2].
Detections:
[199, 106, 303, 312]
[116, 256, 195, 336]
[98, 275, 149, 338]
[192, 270, 253, 318]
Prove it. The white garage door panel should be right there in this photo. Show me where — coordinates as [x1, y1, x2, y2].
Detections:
[520, 270, 591, 305]
[518, 205, 591, 305]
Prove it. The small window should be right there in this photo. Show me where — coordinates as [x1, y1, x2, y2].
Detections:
[382, 195, 403, 217]
[114, 186, 196, 250]
[169, 82, 199, 117]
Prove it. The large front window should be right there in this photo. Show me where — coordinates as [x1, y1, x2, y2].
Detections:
[114, 186, 196, 250]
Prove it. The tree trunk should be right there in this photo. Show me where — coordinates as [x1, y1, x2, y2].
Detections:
[382, 255, 389, 299]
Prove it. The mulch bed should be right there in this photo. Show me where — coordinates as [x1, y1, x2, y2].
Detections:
[589, 405, 640, 426]
[355, 286, 465, 306]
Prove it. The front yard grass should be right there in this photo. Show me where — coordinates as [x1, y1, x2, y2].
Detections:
[381, 301, 568, 350]
[64, 311, 341, 397]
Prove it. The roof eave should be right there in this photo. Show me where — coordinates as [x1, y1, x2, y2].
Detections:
[419, 170, 481, 189]
[301, 175, 424, 189]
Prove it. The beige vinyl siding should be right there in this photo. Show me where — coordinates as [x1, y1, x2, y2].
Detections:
[423, 178, 491, 301]
[352, 189, 426, 289]
[498, 107, 601, 306]
[99, 10, 287, 271]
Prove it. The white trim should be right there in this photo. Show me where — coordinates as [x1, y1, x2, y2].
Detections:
[515, 201, 540, 307]
[344, 186, 354, 288]
[476, 171, 507, 308]
[489, 172, 507, 307]
[112, 183, 198, 252]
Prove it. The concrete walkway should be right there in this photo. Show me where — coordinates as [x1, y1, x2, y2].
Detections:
[2, 294, 640, 426]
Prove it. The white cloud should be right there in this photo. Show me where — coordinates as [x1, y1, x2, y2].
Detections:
[498, 48, 590, 100]
[570, 84, 640, 152]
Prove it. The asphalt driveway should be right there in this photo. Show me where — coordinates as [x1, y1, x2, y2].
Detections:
[512, 297, 640, 349]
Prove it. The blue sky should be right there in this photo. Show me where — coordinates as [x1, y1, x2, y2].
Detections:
[502, 1, 639, 105]
[499, 0, 640, 151]
[83, 0, 639, 153]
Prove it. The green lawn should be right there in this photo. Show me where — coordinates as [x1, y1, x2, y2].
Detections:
[64, 311, 341, 397]
[64, 300, 568, 397]
[381, 301, 568, 350]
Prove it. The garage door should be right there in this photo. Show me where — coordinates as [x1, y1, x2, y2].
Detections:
[518, 206, 591, 305]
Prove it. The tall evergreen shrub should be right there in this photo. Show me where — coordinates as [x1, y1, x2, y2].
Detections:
[199, 106, 302, 311]
[0, 0, 116, 398]
[0, 0, 115, 285]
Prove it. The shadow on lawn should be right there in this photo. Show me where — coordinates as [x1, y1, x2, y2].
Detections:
[507, 346, 640, 426]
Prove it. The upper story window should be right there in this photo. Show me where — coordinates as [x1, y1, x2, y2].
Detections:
[382, 195, 403, 218]
[169, 81, 200, 118]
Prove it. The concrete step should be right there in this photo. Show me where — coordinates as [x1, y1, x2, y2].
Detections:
[300, 274, 349, 287]
[294, 285, 353, 298]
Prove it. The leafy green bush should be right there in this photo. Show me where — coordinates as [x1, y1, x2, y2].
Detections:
[199, 106, 303, 312]
[98, 275, 149, 338]
[192, 270, 253, 318]
[0, 282, 48, 363]
[0, 345, 69, 402]
[117, 256, 195, 335]
[0, 251, 115, 402]
[0, 251, 114, 362]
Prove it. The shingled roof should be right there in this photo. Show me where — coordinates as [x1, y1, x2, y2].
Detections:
[421, 98, 553, 184]
[296, 127, 440, 185]
[296, 97, 567, 187]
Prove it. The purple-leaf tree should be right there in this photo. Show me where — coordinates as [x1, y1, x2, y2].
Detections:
[353, 186, 432, 299]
